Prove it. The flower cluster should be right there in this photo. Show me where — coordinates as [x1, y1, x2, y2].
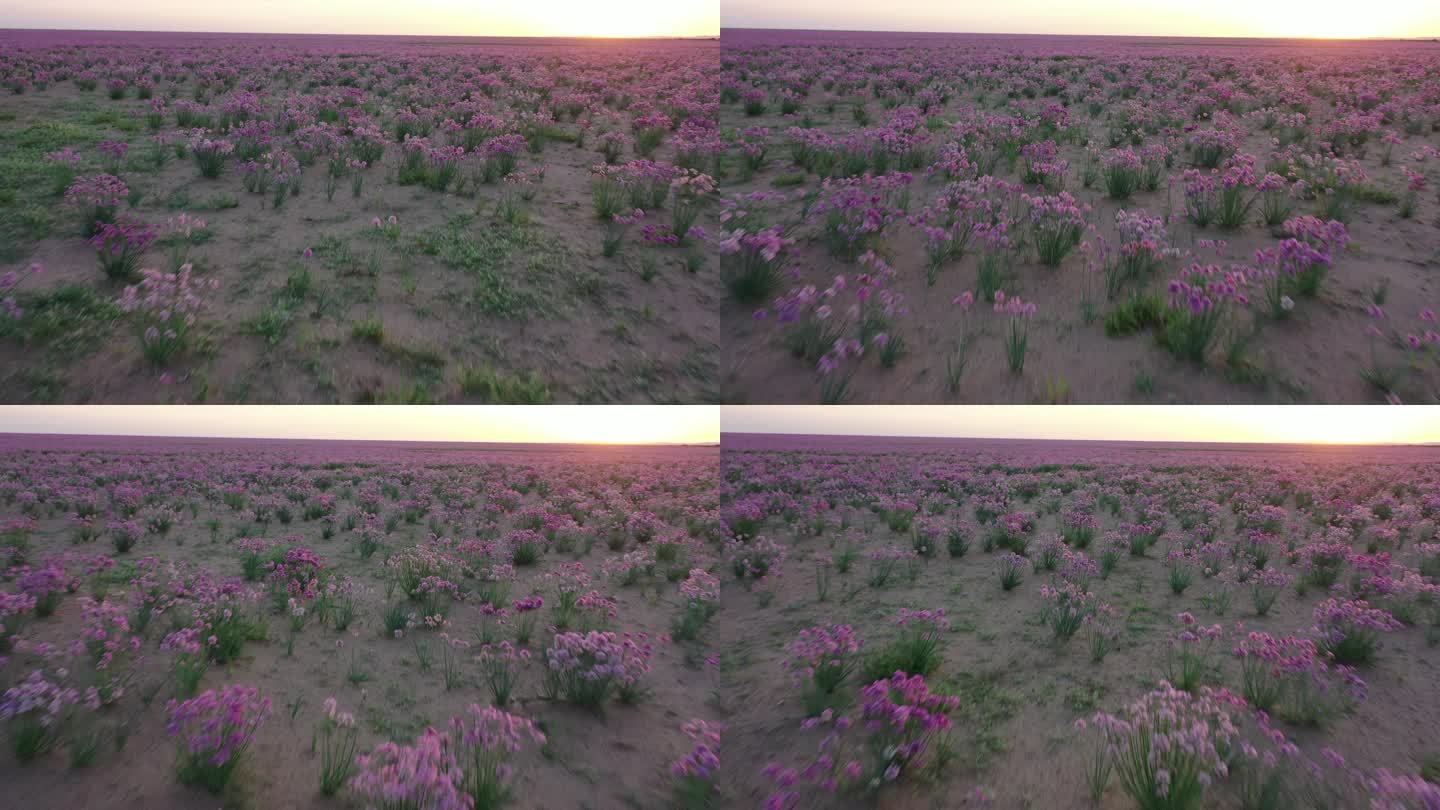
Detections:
[165, 684, 271, 793]
[671, 718, 723, 805]
[1234, 631, 1366, 725]
[64, 174, 129, 235]
[1311, 598, 1402, 665]
[116, 264, 218, 366]
[543, 630, 653, 706]
[350, 727, 470, 810]
[1082, 682, 1243, 808]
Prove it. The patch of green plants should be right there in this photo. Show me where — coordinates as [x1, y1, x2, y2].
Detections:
[346, 312, 383, 343]
[413, 215, 566, 318]
[1104, 293, 1171, 338]
[0, 285, 122, 358]
[242, 267, 312, 346]
[458, 365, 552, 403]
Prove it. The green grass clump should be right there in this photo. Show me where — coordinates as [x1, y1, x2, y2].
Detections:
[1104, 293, 1171, 338]
[458, 365, 551, 404]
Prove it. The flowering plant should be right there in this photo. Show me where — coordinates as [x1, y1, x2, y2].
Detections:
[1, 669, 80, 761]
[1311, 598, 1402, 665]
[1083, 682, 1243, 810]
[763, 671, 959, 805]
[0, 591, 37, 652]
[670, 170, 714, 242]
[1103, 210, 1175, 298]
[725, 535, 787, 581]
[1250, 567, 1290, 616]
[77, 597, 140, 704]
[117, 264, 218, 366]
[1281, 216, 1349, 298]
[1165, 612, 1222, 692]
[1023, 192, 1087, 266]
[315, 696, 359, 795]
[165, 684, 271, 793]
[997, 551, 1028, 590]
[671, 719, 723, 809]
[1102, 147, 1143, 199]
[448, 703, 545, 809]
[65, 174, 128, 236]
[993, 291, 1037, 374]
[811, 175, 908, 261]
[789, 624, 862, 713]
[189, 134, 235, 178]
[673, 568, 721, 640]
[350, 727, 469, 810]
[90, 219, 158, 280]
[476, 641, 530, 705]
[1164, 263, 1248, 365]
[161, 626, 208, 697]
[1039, 582, 1097, 641]
[720, 225, 791, 303]
[1233, 632, 1366, 726]
[543, 630, 653, 707]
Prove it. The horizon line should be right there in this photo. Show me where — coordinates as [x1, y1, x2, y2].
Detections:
[721, 431, 1439, 448]
[0, 26, 719, 40]
[0, 432, 719, 448]
[719, 25, 1440, 43]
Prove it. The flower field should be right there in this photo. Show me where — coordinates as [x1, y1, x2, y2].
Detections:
[718, 432, 1440, 808]
[718, 31, 1440, 404]
[0, 31, 719, 404]
[0, 434, 726, 808]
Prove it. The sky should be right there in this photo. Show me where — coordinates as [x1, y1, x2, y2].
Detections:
[0, 406, 719, 445]
[0, 0, 719, 38]
[723, 0, 1440, 39]
[721, 406, 1440, 445]
[2, 405, 1432, 447]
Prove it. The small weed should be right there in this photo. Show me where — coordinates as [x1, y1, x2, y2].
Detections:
[458, 365, 551, 403]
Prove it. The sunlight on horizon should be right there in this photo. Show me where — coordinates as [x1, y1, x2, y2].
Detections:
[721, 407, 1440, 446]
[0, 406, 719, 445]
[723, 0, 1440, 39]
[1, 0, 719, 38]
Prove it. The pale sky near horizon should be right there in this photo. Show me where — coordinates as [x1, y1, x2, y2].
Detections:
[0, 0, 718, 38]
[2, 406, 1434, 447]
[723, 0, 1440, 39]
[721, 406, 1440, 445]
[0, 406, 719, 445]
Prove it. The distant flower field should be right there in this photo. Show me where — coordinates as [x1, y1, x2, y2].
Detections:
[717, 31, 1440, 404]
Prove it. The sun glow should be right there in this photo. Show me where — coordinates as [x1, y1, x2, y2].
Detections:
[0, 406, 719, 445]
[1248, 0, 1433, 38]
